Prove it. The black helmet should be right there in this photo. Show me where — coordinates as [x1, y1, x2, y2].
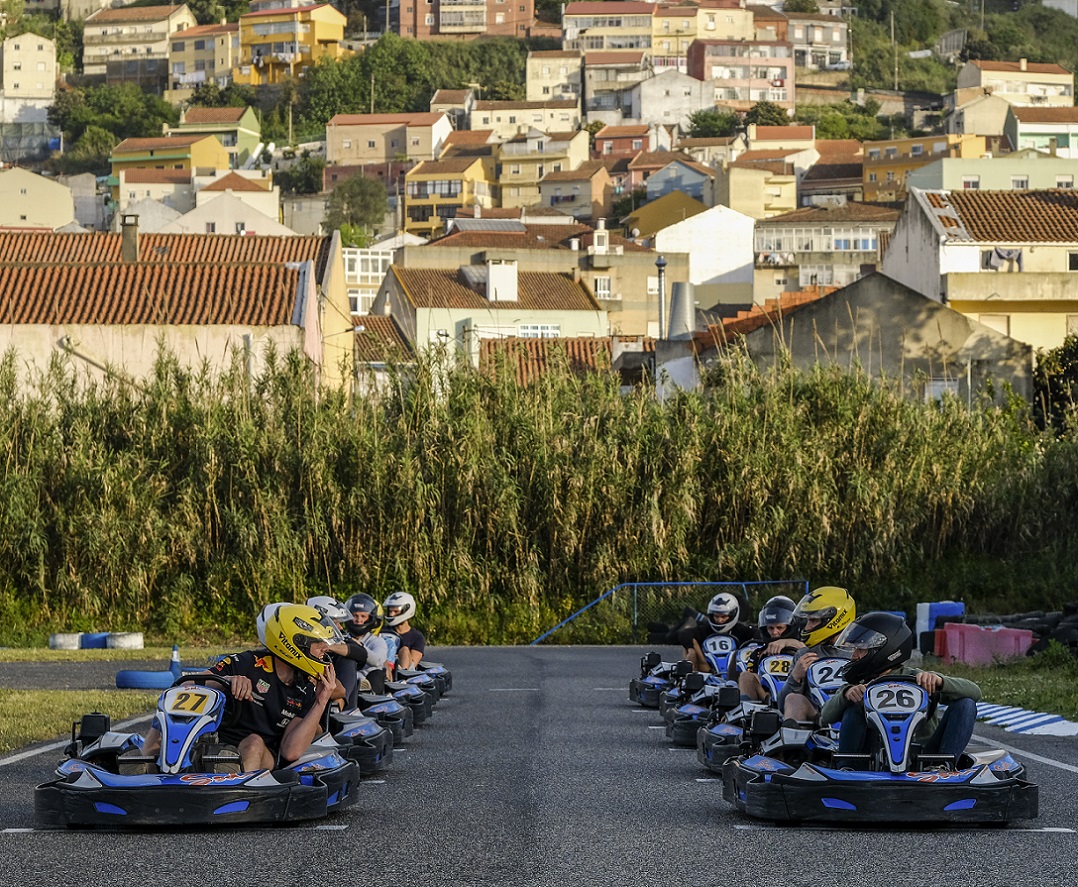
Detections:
[344, 593, 384, 637]
[757, 595, 797, 631]
[836, 612, 913, 685]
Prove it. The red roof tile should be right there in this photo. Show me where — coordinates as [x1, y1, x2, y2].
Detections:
[752, 125, 814, 141]
[392, 266, 600, 310]
[201, 172, 270, 192]
[941, 189, 1078, 243]
[565, 1, 656, 14]
[175, 22, 237, 37]
[328, 112, 445, 126]
[182, 107, 249, 125]
[972, 59, 1071, 76]
[121, 169, 191, 185]
[595, 124, 650, 139]
[354, 314, 414, 362]
[0, 263, 300, 326]
[113, 136, 206, 153]
[429, 221, 647, 252]
[479, 336, 614, 384]
[87, 4, 183, 21]
[584, 50, 647, 66]
[242, 3, 333, 17]
[717, 287, 833, 338]
[1010, 106, 1078, 124]
[758, 203, 899, 225]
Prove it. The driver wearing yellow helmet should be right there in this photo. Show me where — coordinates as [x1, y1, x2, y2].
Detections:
[776, 586, 856, 724]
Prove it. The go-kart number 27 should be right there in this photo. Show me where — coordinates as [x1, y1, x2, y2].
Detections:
[170, 691, 211, 714]
[867, 685, 921, 712]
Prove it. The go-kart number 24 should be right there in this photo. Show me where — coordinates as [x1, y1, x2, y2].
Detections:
[170, 691, 211, 714]
[868, 686, 920, 712]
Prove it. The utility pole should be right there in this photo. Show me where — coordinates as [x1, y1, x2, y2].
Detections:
[891, 10, 898, 91]
[370, 72, 375, 113]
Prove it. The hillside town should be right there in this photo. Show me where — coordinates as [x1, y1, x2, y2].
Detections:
[0, 0, 1075, 403]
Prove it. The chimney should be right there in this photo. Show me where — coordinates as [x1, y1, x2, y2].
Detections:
[486, 259, 518, 302]
[473, 204, 481, 218]
[668, 281, 696, 340]
[569, 237, 580, 251]
[121, 214, 140, 263]
[1019, 58, 1027, 72]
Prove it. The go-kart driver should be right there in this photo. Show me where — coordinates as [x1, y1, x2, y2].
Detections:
[383, 591, 426, 671]
[821, 611, 982, 758]
[344, 592, 389, 692]
[736, 595, 802, 700]
[776, 586, 856, 723]
[307, 595, 371, 709]
[680, 592, 755, 673]
[141, 603, 340, 772]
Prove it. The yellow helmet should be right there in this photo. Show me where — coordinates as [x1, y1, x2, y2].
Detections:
[792, 586, 856, 647]
[264, 603, 343, 678]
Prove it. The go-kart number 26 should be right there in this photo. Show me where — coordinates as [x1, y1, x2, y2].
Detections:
[867, 685, 921, 712]
[170, 691, 211, 714]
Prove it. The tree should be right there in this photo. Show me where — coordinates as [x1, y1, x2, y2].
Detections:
[59, 125, 118, 174]
[782, 0, 819, 11]
[323, 173, 388, 233]
[612, 187, 647, 223]
[277, 153, 325, 195]
[744, 101, 790, 127]
[1034, 335, 1078, 432]
[687, 108, 740, 139]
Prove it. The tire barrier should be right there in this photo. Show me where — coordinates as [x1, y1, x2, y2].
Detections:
[106, 632, 144, 650]
[920, 600, 1078, 659]
[115, 645, 183, 690]
[48, 631, 146, 650]
[48, 633, 83, 650]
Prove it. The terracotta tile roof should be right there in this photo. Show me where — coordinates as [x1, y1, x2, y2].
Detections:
[479, 336, 615, 384]
[935, 189, 1078, 243]
[122, 169, 191, 185]
[474, 99, 578, 111]
[528, 50, 581, 58]
[785, 10, 845, 21]
[656, 6, 698, 14]
[182, 107, 248, 125]
[629, 150, 692, 169]
[408, 157, 484, 175]
[565, 1, 656, 14]
[656, 156, 714, 178]
[747, 3, 786, 20]
[328, 112, 445, 126]
[87, 4, 183, 21]
[717, 287, 834, 338]
[595, 124, 649, 139]
[201, 172, 270, 192]
[757, 202, 900, 225]
[1010, 106, 1078, 124]
[815, 138, 862, 156]
[677, 136, 735, 148]
[354, 315, 414, 362]
[752, 125, 814, 141]
[800, 160, 863, 183]
[429, 221, 647, 251]
[0, 263, 300, 326]
[542, 160, 606, 182]
[473, 207, 523, 219]
[443, 130, 495, 147]
[242, 3, 332, 16]
[729, 159, 793, 176]
[0, 231, 331, 278]
[431, 89, 471, 103]
[392, 266, 601, 311]
[973, 59, 1071, 76]
[113, 136, 206, 154]
[729, 148, 800, 162]
[175, 22, 237, 37]
[585, 50, 647, 66]
[601, 156, 633, 175]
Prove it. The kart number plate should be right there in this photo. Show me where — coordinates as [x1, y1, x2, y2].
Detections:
[807, 657, 847, 690]
[165, 688, 214, 715]
[704, 636, 737, 654]
[762, 655, 791, 675]
[866, 683, 925, 713]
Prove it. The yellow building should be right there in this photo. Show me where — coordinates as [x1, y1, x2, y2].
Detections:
[496, 130, 590, 209]
[863, 134, 986, 203]
[234, 2, 348, 87]
[108, 134, 231, 201]
[166, 21, 238, 103]
[404, 157, 497, 237]
[562, 1, 656, 52]
[651, 3, 751, 73]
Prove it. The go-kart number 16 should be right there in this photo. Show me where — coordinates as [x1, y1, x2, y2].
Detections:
[169, 691, 211, 714]
[867, 685, 921, 713]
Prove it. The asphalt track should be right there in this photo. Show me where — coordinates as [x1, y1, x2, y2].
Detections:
[2, 645, 1077, 887]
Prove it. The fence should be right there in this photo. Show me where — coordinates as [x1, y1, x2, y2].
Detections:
[530, 579, 809, 645]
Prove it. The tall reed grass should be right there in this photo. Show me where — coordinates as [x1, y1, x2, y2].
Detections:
[0, 343, 1075, 646]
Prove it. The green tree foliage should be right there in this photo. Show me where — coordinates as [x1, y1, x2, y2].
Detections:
[58, 125, 118, 174]
[188, 81, 259, 109]
[276, 152, 325, 194]
[687, 108, 740, 139]
[612, 187, 647, 221]
[1034, 336, 1078, 433]
[782, 0, 819, 12]
[744, 101, 790, 127]
[323, 173, 388, 232]
[794, 100, 891, 141]
[49, 83, 178, 144]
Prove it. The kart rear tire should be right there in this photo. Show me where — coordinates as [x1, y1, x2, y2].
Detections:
[115, 669, 175, 690]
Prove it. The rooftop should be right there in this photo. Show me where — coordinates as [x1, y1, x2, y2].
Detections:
[391, 266, 601, 311]
[757, 202, 900, 225]
[595, 124, 650, 139]
[86, 4, 184, 22]
[564, 1, 657, 14]
[972, 59, 1071, 76]
[181, 107, 250, 126]
[201, 172, 271, 192]
[920, 188, 1078, 243]
[354, 314, 414, 363]
[112, 135, 207, 153]
[1010, 106, 1078, 124]
[328, 112, 445, 126]
[122, 169, 192, 185]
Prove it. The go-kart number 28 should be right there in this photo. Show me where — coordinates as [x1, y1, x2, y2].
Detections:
[765, 658, 790, 674]
[867, 685, 921, 713]
[170, 691, 211, 714]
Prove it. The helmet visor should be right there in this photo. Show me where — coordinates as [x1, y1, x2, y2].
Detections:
[835, 622, 888, 653]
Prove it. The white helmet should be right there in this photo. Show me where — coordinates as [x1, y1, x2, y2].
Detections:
[706, 592, 740, 635]
[383, 591, 416, 628]
[306, 595, 350, 623]
[256, 602, 286, 647]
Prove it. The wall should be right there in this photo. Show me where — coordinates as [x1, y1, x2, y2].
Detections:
[654, 205, 754, 306]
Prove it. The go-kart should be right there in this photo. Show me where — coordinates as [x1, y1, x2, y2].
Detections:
[665, 674, 740, 746]
[696, 651, 795, 770]
[629, 652, 679, 709]
[35, 681, 360, 828]
[723, 674, 1039, 824]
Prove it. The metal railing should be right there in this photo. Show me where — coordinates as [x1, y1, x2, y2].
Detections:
[529, 579, 810, 645]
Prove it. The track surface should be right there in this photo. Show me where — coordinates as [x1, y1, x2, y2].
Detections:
[2, 646, 1076, 887]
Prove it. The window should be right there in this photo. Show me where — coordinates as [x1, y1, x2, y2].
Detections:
[594, 276, 612, 298]
[1068, 315, 1078, 336]
[1069, 252, 1078, 271]
[518, 323, 560, 338]
[235, 222, 245, 234]
[194, 39, 205, 50]
[367, 140, 376, 148]
[884, 147, 897, 159]
[343, 139, 351, 149]
[1058, 176, 1074, 189]
[1011, 176, 1029, 190]
[962, 176, 979, 190]
[925, 379, 959, 402]
[12, 63, 20, 71]
[910, 144, 923, 156]
[411, 137, 420, 146]
[425, 14, 433, 24]
[172, 41, 184, 51]
[632, 139, 642, 150]
[867, 149, 880, 160]
[205, 222, 216, 233]
[510, 164, 521, 175]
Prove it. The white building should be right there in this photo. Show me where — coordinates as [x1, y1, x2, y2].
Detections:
[653, 204, 755, 306]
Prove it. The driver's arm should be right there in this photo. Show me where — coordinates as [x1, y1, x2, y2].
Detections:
[278, 663, 336, 763]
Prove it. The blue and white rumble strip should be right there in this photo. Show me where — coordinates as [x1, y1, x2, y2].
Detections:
[977, 703, 1078, 736]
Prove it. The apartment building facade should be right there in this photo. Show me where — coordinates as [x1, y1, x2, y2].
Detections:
[233, 2, 348, 87]
[687, 38, 795, 111]
[166, 21, 238, 102]
[395, 0, 534, 38]
[83, 4, 198, 93]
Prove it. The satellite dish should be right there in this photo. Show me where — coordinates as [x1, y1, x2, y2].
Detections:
[631, 227, 640, 238]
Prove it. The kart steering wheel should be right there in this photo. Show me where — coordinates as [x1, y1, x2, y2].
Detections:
[865, 673, 940, 718]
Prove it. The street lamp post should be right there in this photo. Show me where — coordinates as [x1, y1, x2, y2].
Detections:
[655, 254, 667, 340]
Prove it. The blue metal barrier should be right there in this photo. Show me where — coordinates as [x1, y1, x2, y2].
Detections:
[529, 579, 810, 645]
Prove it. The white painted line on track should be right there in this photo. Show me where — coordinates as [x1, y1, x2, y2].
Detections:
[487, 688, 539, 692]
[0, 713, 154, 767]
[735, 822, 1072, 833]
[313, 824, 349, 830]
[1011, 827, 1077, 833]
[593, 687, 626, 691]
[2, 829, 35, 834]
[647, 725, 665, 730]
[365, 779, 386, 784]
[696, 778, 721, 783]
[972, 734, 1078, 775]
[668, 747, 693, 751]
[631, 709, 654, 713]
